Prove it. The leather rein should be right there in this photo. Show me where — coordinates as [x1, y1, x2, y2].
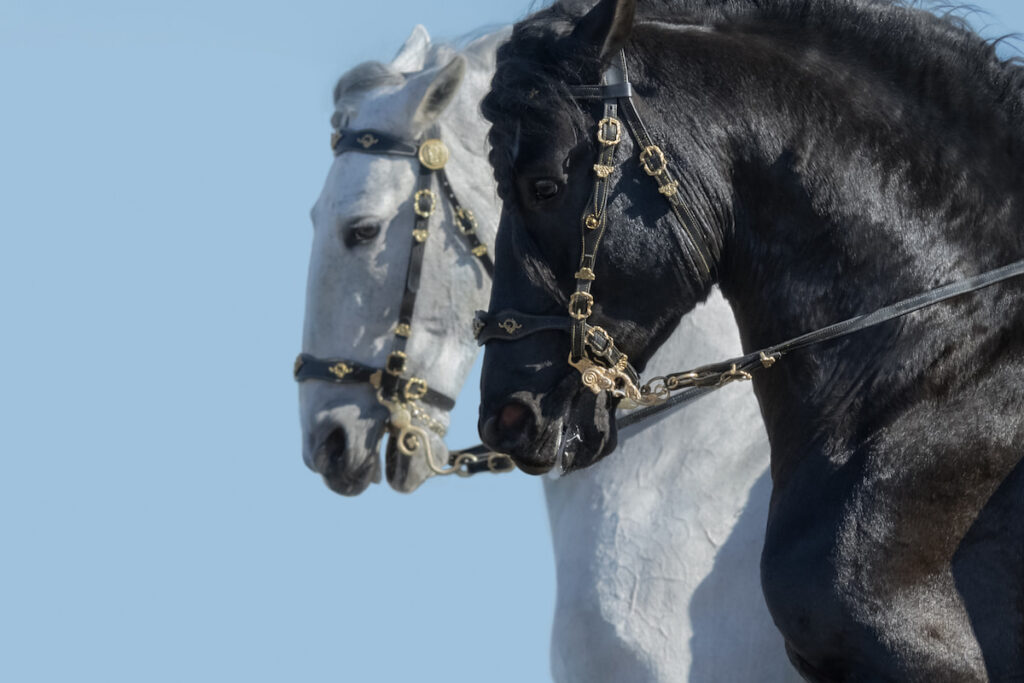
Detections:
[294, 126, 515, 477]
[475, 51, 1024, 419]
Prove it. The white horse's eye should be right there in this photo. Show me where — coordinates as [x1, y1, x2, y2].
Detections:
[345, 223, 381, 247]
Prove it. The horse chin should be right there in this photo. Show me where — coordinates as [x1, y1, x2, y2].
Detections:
[384, 432, 446, 493]
[314, 432, 383, 496]
[307, 403, 386, 496]
[558, 389, 618, 473]
[518, 388, 618, 475]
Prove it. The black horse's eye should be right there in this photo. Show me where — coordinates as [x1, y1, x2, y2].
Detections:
[533, 179, 561, 201]
[345, 223, 381, 247]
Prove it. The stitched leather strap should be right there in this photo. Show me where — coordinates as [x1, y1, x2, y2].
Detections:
[437, 168, 495, 277]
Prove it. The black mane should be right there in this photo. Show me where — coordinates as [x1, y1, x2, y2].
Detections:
[483, 0, 1024, 191]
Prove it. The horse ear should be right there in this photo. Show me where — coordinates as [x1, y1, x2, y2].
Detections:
[392, 25, 430, 72]
[411, 56, 466, 128]
[571, 0, 636, 61]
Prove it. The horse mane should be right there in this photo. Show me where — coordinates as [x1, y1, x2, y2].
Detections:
[483, 0, 1024, 190]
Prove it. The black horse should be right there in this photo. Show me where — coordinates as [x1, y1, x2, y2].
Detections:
[476, 0, 1024, 679]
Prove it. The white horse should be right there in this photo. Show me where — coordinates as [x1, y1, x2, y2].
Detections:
[298, 25, 800, 682]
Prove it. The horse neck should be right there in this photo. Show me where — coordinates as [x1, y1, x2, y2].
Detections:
[633, 19, 1024, 480]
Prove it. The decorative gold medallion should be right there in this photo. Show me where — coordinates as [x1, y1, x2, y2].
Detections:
[471, 245, 488, 257]
[585, 214, 599, 230]
[575, 267, 596, 281]
[417, 138, 449, 170]
[658, 180, 679, 197]
[356, 133, 380, 149]
[412, 229, 428, 243]
[395, 323, 411, 338]
[498, 318, 523, 335]
[593, 164, 614, 179]
[328, 362, 352, 380]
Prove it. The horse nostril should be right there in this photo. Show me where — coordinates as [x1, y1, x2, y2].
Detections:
[481, 401, 535, 453]
[314, 427, 347, 473]
[499, 402, 529, 431]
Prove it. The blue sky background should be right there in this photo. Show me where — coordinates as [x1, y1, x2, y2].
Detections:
[3, 1, 1023, 681]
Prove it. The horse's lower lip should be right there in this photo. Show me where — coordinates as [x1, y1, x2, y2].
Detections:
[550, 421, 579, 478]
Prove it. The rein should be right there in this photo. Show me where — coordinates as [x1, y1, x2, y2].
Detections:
[475, 50, 1024, 420]
[295, 126, 514, 478]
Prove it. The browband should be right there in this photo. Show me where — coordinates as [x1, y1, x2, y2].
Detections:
[331, 128, 419, 157]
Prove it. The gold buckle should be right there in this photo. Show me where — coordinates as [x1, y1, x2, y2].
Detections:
[386, 351, 407, 376]
[404, 377, 428, 401]
[456, 208, 477, 235]
[569, 291, 594, 320]
[596, 117, 622, 146]
[640, 145, 667, 176]
[413, 189, 437, 218]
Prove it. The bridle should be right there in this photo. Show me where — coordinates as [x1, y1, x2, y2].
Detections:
[475, 50, 1024, 416]
[295, 125, 515, 477]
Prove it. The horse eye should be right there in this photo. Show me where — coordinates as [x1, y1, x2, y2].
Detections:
[533, 179, 561, 201]
[345, 223, 381, 247]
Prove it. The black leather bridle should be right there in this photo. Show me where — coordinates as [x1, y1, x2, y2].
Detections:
[296, 126, 514, 477]
[476, 50, 1024, 418]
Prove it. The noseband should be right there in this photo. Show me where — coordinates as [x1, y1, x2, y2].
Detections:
[476, 51, 1024, 416]
[296, 126, 514, 477]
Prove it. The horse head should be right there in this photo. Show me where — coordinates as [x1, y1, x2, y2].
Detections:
[299, 26, 502, 495]
[477, 0, 721, 473]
